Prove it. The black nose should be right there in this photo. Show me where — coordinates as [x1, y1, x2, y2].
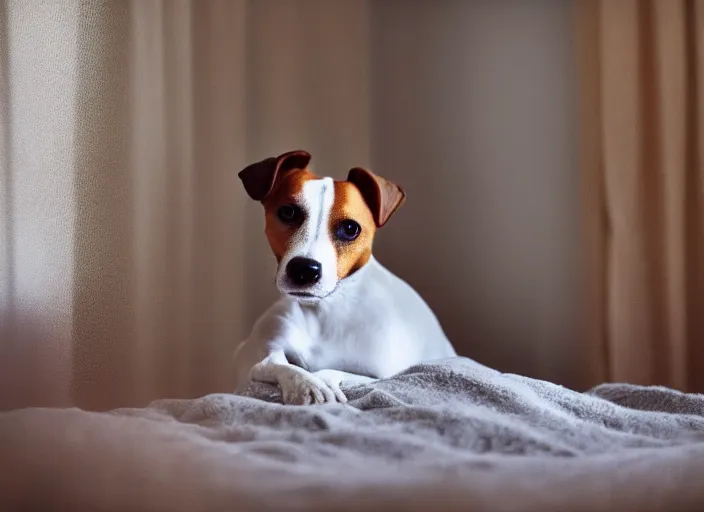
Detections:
[286, 257, 322, 286]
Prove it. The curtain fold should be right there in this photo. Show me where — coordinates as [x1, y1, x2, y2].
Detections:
[577, 0, 704, 391]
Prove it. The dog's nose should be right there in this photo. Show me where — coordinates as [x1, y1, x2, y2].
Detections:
[286, 257, 322, 286]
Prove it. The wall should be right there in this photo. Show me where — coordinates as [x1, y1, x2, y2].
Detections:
[370, 0, 583, 387]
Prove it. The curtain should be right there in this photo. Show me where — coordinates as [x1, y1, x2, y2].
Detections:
[1, 0, 582, 411]
[0, 0, 373, 410]
[576, 0, 704, 391]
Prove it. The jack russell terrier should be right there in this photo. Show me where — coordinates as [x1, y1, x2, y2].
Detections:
[233, 150, 456, 405]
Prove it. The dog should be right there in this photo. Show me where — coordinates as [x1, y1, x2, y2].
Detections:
[232, 150, 456, 405]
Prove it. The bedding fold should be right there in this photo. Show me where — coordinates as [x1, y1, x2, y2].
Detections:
[1, 356, 704, 512]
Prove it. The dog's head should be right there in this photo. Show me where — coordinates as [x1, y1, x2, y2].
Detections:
[238, 150, 405, 304]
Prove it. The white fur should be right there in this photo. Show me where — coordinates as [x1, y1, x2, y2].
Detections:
[233, 181, 456, 405]
[275, 178, 339, 300]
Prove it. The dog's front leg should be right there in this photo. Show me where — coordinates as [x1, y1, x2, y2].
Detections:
[249, 349, 338, 405]
[313, 370, 377, 404]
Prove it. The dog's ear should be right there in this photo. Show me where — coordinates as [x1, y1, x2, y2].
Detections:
[347, 167, 406, 228]
[238, 150, 312, 201]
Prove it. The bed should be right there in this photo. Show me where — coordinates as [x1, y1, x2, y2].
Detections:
[1, 356, 704, 511]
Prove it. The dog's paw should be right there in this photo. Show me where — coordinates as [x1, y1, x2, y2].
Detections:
[280, 372, 337, 405]
[312, 370, 348, 404]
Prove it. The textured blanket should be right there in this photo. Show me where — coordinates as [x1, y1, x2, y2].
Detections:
[2, 357, 704, 512]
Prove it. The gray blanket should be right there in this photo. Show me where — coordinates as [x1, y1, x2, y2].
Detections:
[234, 356, 704, 455]
[2, 356, 704, 512]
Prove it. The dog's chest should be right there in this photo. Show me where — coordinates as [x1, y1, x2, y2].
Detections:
[292, 301, 411, 378]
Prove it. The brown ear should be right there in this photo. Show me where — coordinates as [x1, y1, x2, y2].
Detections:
[347, 167, 406, 228]
[238, 150, 312, 201]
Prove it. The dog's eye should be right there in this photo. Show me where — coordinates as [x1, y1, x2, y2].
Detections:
[335, 220, 361, 242]
[277, 204, 301, 224]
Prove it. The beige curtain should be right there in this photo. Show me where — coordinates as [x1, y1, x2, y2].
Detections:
[576, 0, 704, 392]
[0, 0, 372, 411]
[1, 0, 583, 412]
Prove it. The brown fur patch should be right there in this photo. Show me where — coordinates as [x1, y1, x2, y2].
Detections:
[331, 182, 376, 279]
[262, 169, 317, 263]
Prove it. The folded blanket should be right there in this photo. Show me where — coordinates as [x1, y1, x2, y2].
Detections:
[1, 356, 703, 512]
[236, 357, 704, 455]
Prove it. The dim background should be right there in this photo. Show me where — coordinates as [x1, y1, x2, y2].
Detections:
[2, 0, 700, 411]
